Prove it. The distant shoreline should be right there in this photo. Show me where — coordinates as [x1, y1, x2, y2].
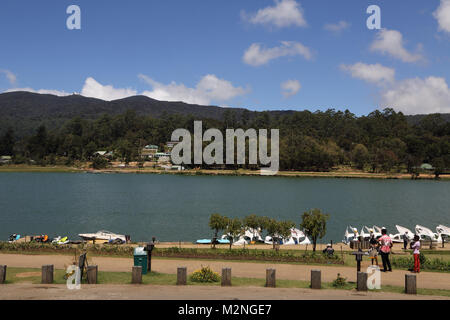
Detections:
[1, 164, 449, 180]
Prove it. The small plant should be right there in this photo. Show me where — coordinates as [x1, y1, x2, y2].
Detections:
[190, 265, 221, 283]
[332, 273, 347, 288]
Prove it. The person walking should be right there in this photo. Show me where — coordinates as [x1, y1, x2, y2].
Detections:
[378, 228, 393, 272]
[411, 235, 421, 273]
[403, 231, 409, 250]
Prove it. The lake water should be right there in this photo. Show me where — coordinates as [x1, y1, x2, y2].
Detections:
[0, 172, 449, 243]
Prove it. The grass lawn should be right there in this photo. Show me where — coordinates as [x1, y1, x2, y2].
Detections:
[3, 267, 450, 298]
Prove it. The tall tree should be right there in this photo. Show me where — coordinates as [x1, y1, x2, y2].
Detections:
[300, 209, 329, 252]
[209, 213, 228, 249]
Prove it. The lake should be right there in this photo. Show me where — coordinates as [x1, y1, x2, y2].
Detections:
[0, 172, 449, 243]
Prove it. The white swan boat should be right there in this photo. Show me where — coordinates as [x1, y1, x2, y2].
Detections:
[342, 226, 359, 244]
[231, 228, 263, 246]
[390, 225, 414, 243]
[264, 228, 311, 246]
[415, 225, 442, 243]
[436, 225, 450, 238]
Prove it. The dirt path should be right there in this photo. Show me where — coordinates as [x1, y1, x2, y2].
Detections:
[0, 284, 447, 300]
[1, 253, 449, 290]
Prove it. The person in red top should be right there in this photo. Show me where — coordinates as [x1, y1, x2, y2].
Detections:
[378, 228, 393, 272]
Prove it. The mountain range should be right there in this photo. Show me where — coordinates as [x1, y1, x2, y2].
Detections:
[0, 91, 448, 136]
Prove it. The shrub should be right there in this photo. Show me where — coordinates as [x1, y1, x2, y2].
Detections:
[332, 273, 347, 287]
[190, 266, 221, 283]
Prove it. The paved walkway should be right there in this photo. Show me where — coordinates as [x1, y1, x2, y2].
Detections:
[0, 284, 447, 300]
[1, 253, 449, 290]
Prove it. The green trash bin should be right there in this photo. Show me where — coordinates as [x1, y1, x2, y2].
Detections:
[133, 247, 148, 275]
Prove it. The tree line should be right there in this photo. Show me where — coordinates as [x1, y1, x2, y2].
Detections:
[209, 209, 329, 252]
[0, 108, 449, 175]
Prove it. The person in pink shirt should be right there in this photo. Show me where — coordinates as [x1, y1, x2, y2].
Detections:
[411, 235, 421, 273]
[378, 228, 393, 272]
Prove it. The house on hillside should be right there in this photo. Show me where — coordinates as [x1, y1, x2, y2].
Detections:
[141, 144, 159, 159]
[165, 141, 179, 153]
[94, 151, 114, 159]
[0, 156, 12, 164]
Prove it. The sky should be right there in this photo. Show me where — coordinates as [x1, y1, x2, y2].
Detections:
[1, 0, 450, 115]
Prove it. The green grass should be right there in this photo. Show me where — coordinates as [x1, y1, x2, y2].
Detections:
[4, 267, 450, 297]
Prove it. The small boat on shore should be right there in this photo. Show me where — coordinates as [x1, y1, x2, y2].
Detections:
[436, 225, 450, 237]
[264, 228, 311, 246]
[195, 238, 230, 244]
[342, 226, 359, 244]
[52, 236, 69, 245]
[415, 225, 442, 243]
[78, 230, 127, 244]
[390, 225, 414, 243]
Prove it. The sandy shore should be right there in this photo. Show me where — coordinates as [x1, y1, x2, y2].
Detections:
[1, 253, 449, 290]
[1, 165, 449, 180]
[0, 283, 447, 300]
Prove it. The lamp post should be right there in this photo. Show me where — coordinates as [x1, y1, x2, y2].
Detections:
[352, 248, 366, 272]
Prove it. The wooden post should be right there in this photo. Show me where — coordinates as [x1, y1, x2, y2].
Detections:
[177, 267, 187, 285]
[311, 269, 321, 289]
[132, 266, 142, 284]
[405, 274, 417, 294]
[221, 268, 232, 286]
[41, 265, 54, 284]
[265, 269, 276, 288]
[0, 265, 6, 284]
[87, 265, 98, 284]
[357, 272, 368, 291]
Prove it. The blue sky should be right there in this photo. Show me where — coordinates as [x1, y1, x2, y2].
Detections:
[1, 0, 450, 115]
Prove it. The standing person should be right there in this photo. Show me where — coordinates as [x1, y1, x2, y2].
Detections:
[403, 231, 409, 250]
[411, 235, 421, 273]
[369, 234, 379, 266]
[378, 228, 393, 272]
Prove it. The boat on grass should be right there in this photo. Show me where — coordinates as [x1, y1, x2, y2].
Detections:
[78, 230, 127, 244]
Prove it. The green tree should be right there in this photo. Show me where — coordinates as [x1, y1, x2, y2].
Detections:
[351, 144, 369, 170]
[0, 128, 15, 156]
[264, 218, 282, 250]
[209, 213, 228, 249]
[432, 157, 445, 179]
[225, 217, 243, 250]
[243, 214, 265, 242]
[300, 209, 330, 252]
[92, 156, 109, 169]
[279, 220, 296, 242]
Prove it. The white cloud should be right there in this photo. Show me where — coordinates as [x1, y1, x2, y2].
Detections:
[243, 41, 313, 66]
[340, 61, 450, 114]
[324, 21, 350, 33]
[340, 62, 395, 85]
[281, 80, 301, 98]
[5, 87, 69, 96]
[3, 75, 248, 105]
[381, 76, 450, 114]
[81, 77, 137, 101]
[243, 0, 307, 28]
[434, 0, 450, 33]
[139, 74, 247, 105]
[0, 69, 17, 85]
[370, 29, 423, 63]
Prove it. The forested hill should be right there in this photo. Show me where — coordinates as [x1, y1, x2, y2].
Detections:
[0, 91, 249, 136]
[0, 91, 449, 137]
